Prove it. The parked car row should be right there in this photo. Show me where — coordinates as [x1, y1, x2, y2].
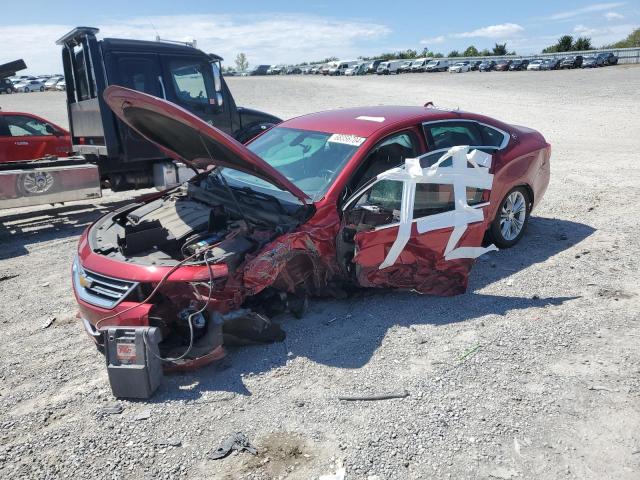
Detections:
[476, 52, 618, 72]
[1, 74, 65, 93]
[231, 51, 619, 78]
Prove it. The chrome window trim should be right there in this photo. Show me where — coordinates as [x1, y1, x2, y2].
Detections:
[422, 119, 510, 150]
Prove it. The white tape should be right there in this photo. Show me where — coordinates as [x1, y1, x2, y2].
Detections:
[377, 145, 497, 269]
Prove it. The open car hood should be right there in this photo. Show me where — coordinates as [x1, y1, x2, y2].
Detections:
[103, 86, 309, 202]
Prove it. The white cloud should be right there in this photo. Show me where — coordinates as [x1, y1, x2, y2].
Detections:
[454, 23, 524, 39]
[548, 2, 626, 21]
[0, 14, 391, 74]
[420, 35, 445, 45]
[573, 24, 598, 35]
[571, 23, 638, 44]
[605, 11, 625, 20]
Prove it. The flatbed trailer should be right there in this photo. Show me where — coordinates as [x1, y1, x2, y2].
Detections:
[0, 157, 100, 209]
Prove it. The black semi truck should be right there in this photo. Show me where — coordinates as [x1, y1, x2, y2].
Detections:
[0, 27, 280, 209]
[57, 26, 281, 191]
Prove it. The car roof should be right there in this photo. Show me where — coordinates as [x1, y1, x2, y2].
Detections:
[279, 106, 509, 137]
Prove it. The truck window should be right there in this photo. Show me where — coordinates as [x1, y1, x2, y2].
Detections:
[168, 59, 210, 105]
[116, 57, 161, 96]
[74, 47, 91, 101]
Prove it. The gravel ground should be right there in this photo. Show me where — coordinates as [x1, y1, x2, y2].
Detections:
[1, 67, 639, 480]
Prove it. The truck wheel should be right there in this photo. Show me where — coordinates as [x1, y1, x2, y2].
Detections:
[17, 171, 55, 196]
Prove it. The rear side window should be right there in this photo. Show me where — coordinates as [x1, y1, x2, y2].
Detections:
[477, 123, 507, 147]
[424, 121, 507, 150]
[424, 121, 483, 150]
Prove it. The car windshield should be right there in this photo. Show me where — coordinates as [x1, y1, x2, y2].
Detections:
[221, 127, 364, 202]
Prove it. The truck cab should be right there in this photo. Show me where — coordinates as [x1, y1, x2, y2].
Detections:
[56, 27, 281, 190]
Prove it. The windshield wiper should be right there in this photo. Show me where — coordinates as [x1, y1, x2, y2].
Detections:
[232, 186, 287, 214]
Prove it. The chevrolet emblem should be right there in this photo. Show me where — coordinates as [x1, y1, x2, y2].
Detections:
[78, 273, 93, 289]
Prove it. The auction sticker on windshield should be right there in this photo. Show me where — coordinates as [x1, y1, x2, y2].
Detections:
[327, 133, 366, 147]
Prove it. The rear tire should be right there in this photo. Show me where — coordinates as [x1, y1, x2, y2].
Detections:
[489, 187, 531, 248]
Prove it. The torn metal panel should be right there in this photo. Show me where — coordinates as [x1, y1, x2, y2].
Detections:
[349, 146, 497, 293]
[242, 205, 343, 295]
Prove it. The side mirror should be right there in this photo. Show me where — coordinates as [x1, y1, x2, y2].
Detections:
[210, 62, 224, 110]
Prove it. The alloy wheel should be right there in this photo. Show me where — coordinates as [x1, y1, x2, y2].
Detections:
[500, 190, 527, 241]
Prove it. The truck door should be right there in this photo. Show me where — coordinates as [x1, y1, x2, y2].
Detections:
[105, 52, 166, 162]
[160, 56, 231, 134]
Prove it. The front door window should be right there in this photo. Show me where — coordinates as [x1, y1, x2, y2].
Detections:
[168, 59, 211, 106]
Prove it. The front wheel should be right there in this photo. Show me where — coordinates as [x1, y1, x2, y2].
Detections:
[24, 87, 30, 93]
[489, 187, 530, 248]
[40, 86, 45, 92]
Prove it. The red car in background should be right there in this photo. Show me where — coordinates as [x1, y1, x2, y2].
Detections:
[73, 86, 550, 370]
[0, 111, 71, 162]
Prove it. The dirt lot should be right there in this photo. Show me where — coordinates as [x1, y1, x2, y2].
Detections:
[1, 67, 639, 480]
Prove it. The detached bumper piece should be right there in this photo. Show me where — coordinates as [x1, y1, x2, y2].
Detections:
[104, 327, 163, 399]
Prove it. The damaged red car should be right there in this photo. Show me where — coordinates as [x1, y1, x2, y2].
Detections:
[73, 86, 550, 369]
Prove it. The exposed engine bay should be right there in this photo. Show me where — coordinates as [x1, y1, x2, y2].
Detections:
[90, 175, 307, 266]
[84, 174, 313, 369]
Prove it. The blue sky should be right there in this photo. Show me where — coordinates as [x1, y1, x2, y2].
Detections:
[1, 1, 638, 73]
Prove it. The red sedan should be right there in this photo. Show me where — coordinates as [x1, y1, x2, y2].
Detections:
[0, 111, 71, 162]
[73, 86, 550, 369]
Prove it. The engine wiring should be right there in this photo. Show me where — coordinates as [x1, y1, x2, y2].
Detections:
[143, 249, 215, 362]
[93, 240, 220, 364]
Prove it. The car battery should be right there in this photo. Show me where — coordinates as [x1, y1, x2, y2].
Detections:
[104, 327, 163, 399]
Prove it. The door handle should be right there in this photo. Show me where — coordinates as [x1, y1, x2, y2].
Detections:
[14, 141, 29, 146]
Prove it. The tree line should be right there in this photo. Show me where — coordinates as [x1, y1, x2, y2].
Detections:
[358, 43, 515, 61]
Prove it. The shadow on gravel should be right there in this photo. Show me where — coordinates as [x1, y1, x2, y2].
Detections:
[156, 215, 594, 399]
[0, 200, 132, 260]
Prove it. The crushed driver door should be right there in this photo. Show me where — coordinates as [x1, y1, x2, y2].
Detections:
[338, 146, 497, 296]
